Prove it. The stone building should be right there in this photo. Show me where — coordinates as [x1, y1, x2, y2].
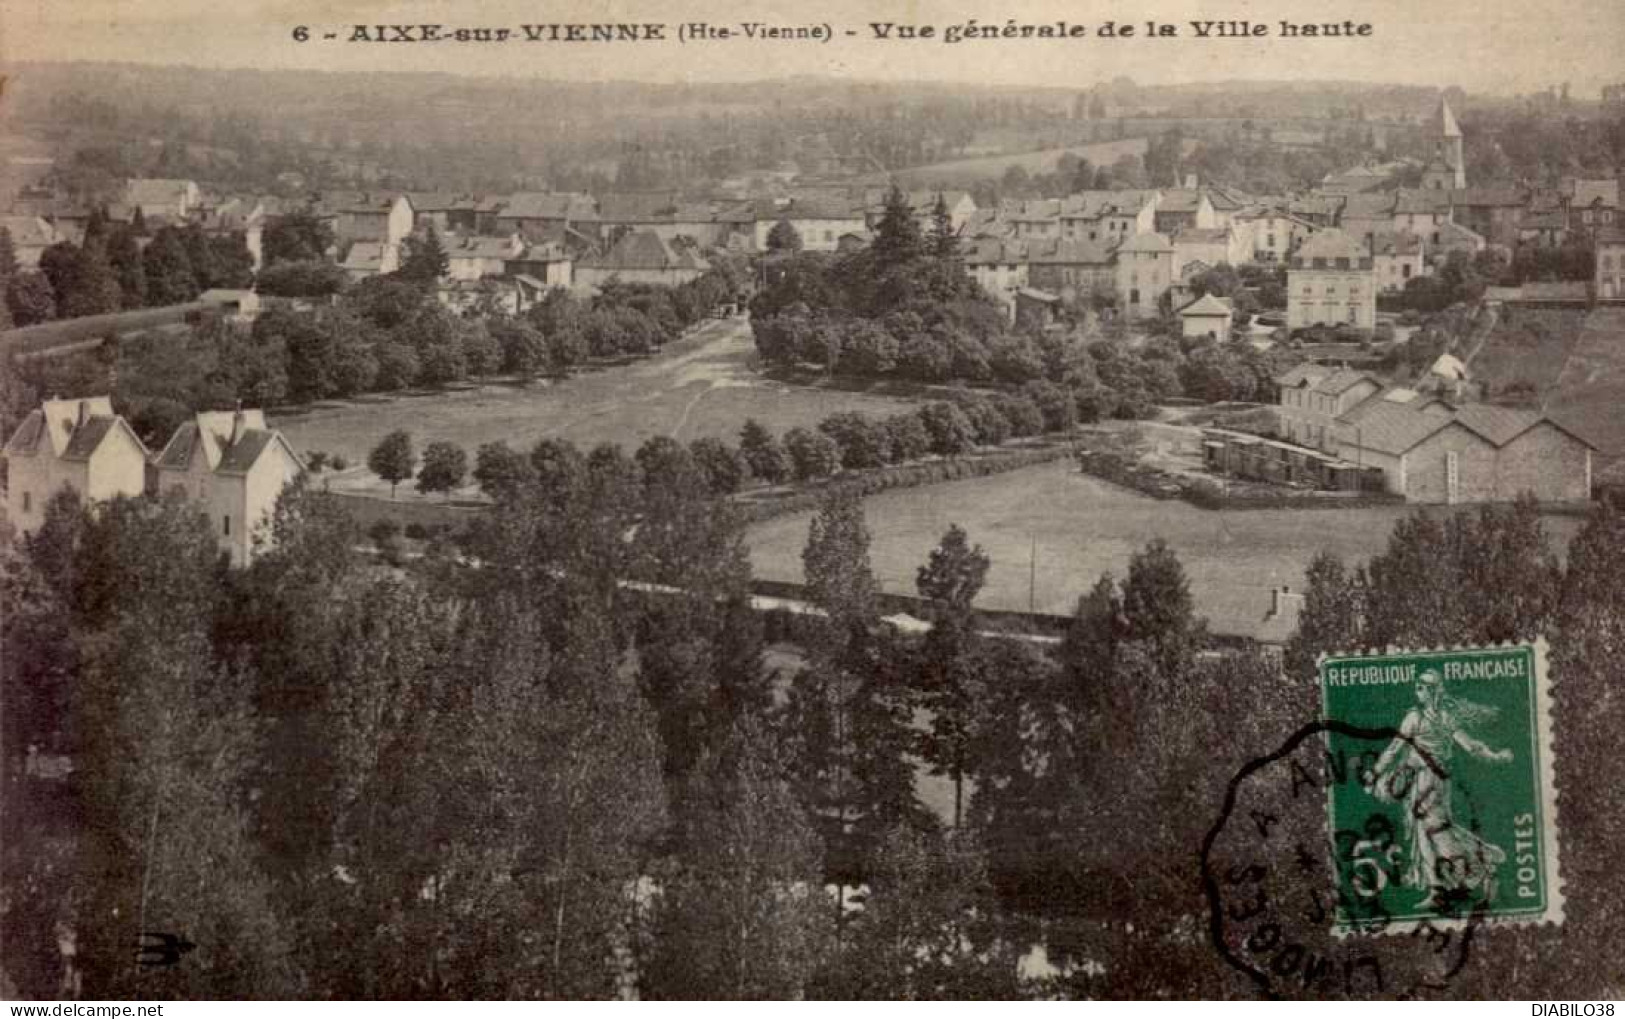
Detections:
[1286, 228, 1376, 331]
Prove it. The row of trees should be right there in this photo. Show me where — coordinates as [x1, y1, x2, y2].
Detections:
[16, 256, 744, 455]
[0, 215, 254, 329]
[438, 387, 1077, 514]
[6, 423, 1625, 995]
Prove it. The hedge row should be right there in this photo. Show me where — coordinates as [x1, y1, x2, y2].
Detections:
[737, 442, 1078, 523]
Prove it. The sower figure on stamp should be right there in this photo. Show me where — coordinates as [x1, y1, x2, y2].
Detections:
[1366, 669, 1513, 911]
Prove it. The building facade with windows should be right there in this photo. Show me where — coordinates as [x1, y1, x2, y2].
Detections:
[153, 409, 305, 566]
[1286, 228, 1376, 331]
[3, 397, 149, 536]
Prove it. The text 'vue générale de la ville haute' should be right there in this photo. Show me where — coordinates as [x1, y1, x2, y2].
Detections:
[312, 20, 1376, 45]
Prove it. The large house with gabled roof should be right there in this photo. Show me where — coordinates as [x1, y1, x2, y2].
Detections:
[3, 397, 149, 536]
[574, 229, 710, 287]
[153, 408, 305, 566]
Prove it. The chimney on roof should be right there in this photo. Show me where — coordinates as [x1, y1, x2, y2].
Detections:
[1268, 584, 1305, 620]
[230, 401, 245, 447]
[75, 400, 89, 430]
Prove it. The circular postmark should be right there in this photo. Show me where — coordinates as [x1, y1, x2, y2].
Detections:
[1200, 720, 1493, 999]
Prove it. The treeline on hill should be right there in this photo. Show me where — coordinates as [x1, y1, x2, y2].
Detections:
[0, 214, 255, 330]
[751, 191, 1291, 417]
[5, 435, 1624, 997]
[0, 226, 750, 454]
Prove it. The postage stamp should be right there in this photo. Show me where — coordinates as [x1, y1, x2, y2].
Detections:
[1318, 639, 1563, 934]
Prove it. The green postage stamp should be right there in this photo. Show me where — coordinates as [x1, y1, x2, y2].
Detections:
[1318, 640, 1563, 933]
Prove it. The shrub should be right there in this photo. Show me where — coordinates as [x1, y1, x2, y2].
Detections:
[330, 454, 349, 471]
[305, 450, 330, 473]
[917, 402, 977, 455]
[689, 436, 747, 495]
[1020, 379, 1078, 433]
[883, 412, 932, 463]
[739, 419, 792, 485]
[995, 393, 1044, 437]
[403, 522, 428, 541]
[948, 390, 1012, 446]
[818, 411, 890, 470]
[416, 441, 469, 499]
[785, 426, 842, 481]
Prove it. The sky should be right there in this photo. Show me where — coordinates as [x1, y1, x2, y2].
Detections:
[1, 0, 1622, 96]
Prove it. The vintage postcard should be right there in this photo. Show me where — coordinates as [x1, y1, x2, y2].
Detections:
[2, 0, 1622, 1003]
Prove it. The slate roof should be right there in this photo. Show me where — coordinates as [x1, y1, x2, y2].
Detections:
[341, 242, 390, 272]
[58, 417, 119, 462]
[1596, 225, 1625, 245]
[216, 430, 279, 474]
[1157, 190, 1209, 214]
[1175, 227, 1231, 245]
[581, 230, 708, 271]
[155, 421, 204, 469]
[1394, 189, 1453, 215]
[1026, 237, 1114, 265]
[1058, 190, 1158, 218]
[1293, 228, 1368, 263]
[448, 234, 521, 259]
[1340, 192, 1397, 219]
[156, 410, 281, 474]
[1450, 188, 1527, 207]
[963, 238, 1031, 264]
[1, 215, 57, 248]
[1520, 210, 1568, 231]
[1275, 363, 1334, 387]
[1316, 368, 1379, 396]
[1116, 231, 1173, 254]
[1371, 232, 1425, 256]
[1180, 293, 1233, 317]
[1568, 179, 1619, 208]
[1336, 400, 1451, 454]
[499, 192, 599, 222]
[596, 191, 682, 222]
[1338, 399, 1594, 456]
[3, 409, 46, 455]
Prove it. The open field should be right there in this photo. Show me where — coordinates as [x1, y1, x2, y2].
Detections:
[1468, 306, 1625, 462]
[1469, 307, 1589, 400]
[745, 459, 1586, 641]
[1544, 307, 1625, 460]
[272, 316, 923, 501]
[896, 137, 1153, 185]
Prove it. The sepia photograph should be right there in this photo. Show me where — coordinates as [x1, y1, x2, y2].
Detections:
[1, 0, 1623, 1001]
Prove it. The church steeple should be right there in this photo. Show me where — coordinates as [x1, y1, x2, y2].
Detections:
[1421, 94, 1467, 191]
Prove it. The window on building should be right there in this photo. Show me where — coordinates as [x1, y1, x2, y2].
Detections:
[1402, 264, 1412, 278]
[21, 492, 29, 513]
[1130, 288, 1141, 305]
[223, 515, 231, 536]
[1268, 234, 1276, 248]
[1348, 308, 1359, 324]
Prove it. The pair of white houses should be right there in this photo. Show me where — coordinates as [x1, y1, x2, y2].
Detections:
[4, 398, 303, 566]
